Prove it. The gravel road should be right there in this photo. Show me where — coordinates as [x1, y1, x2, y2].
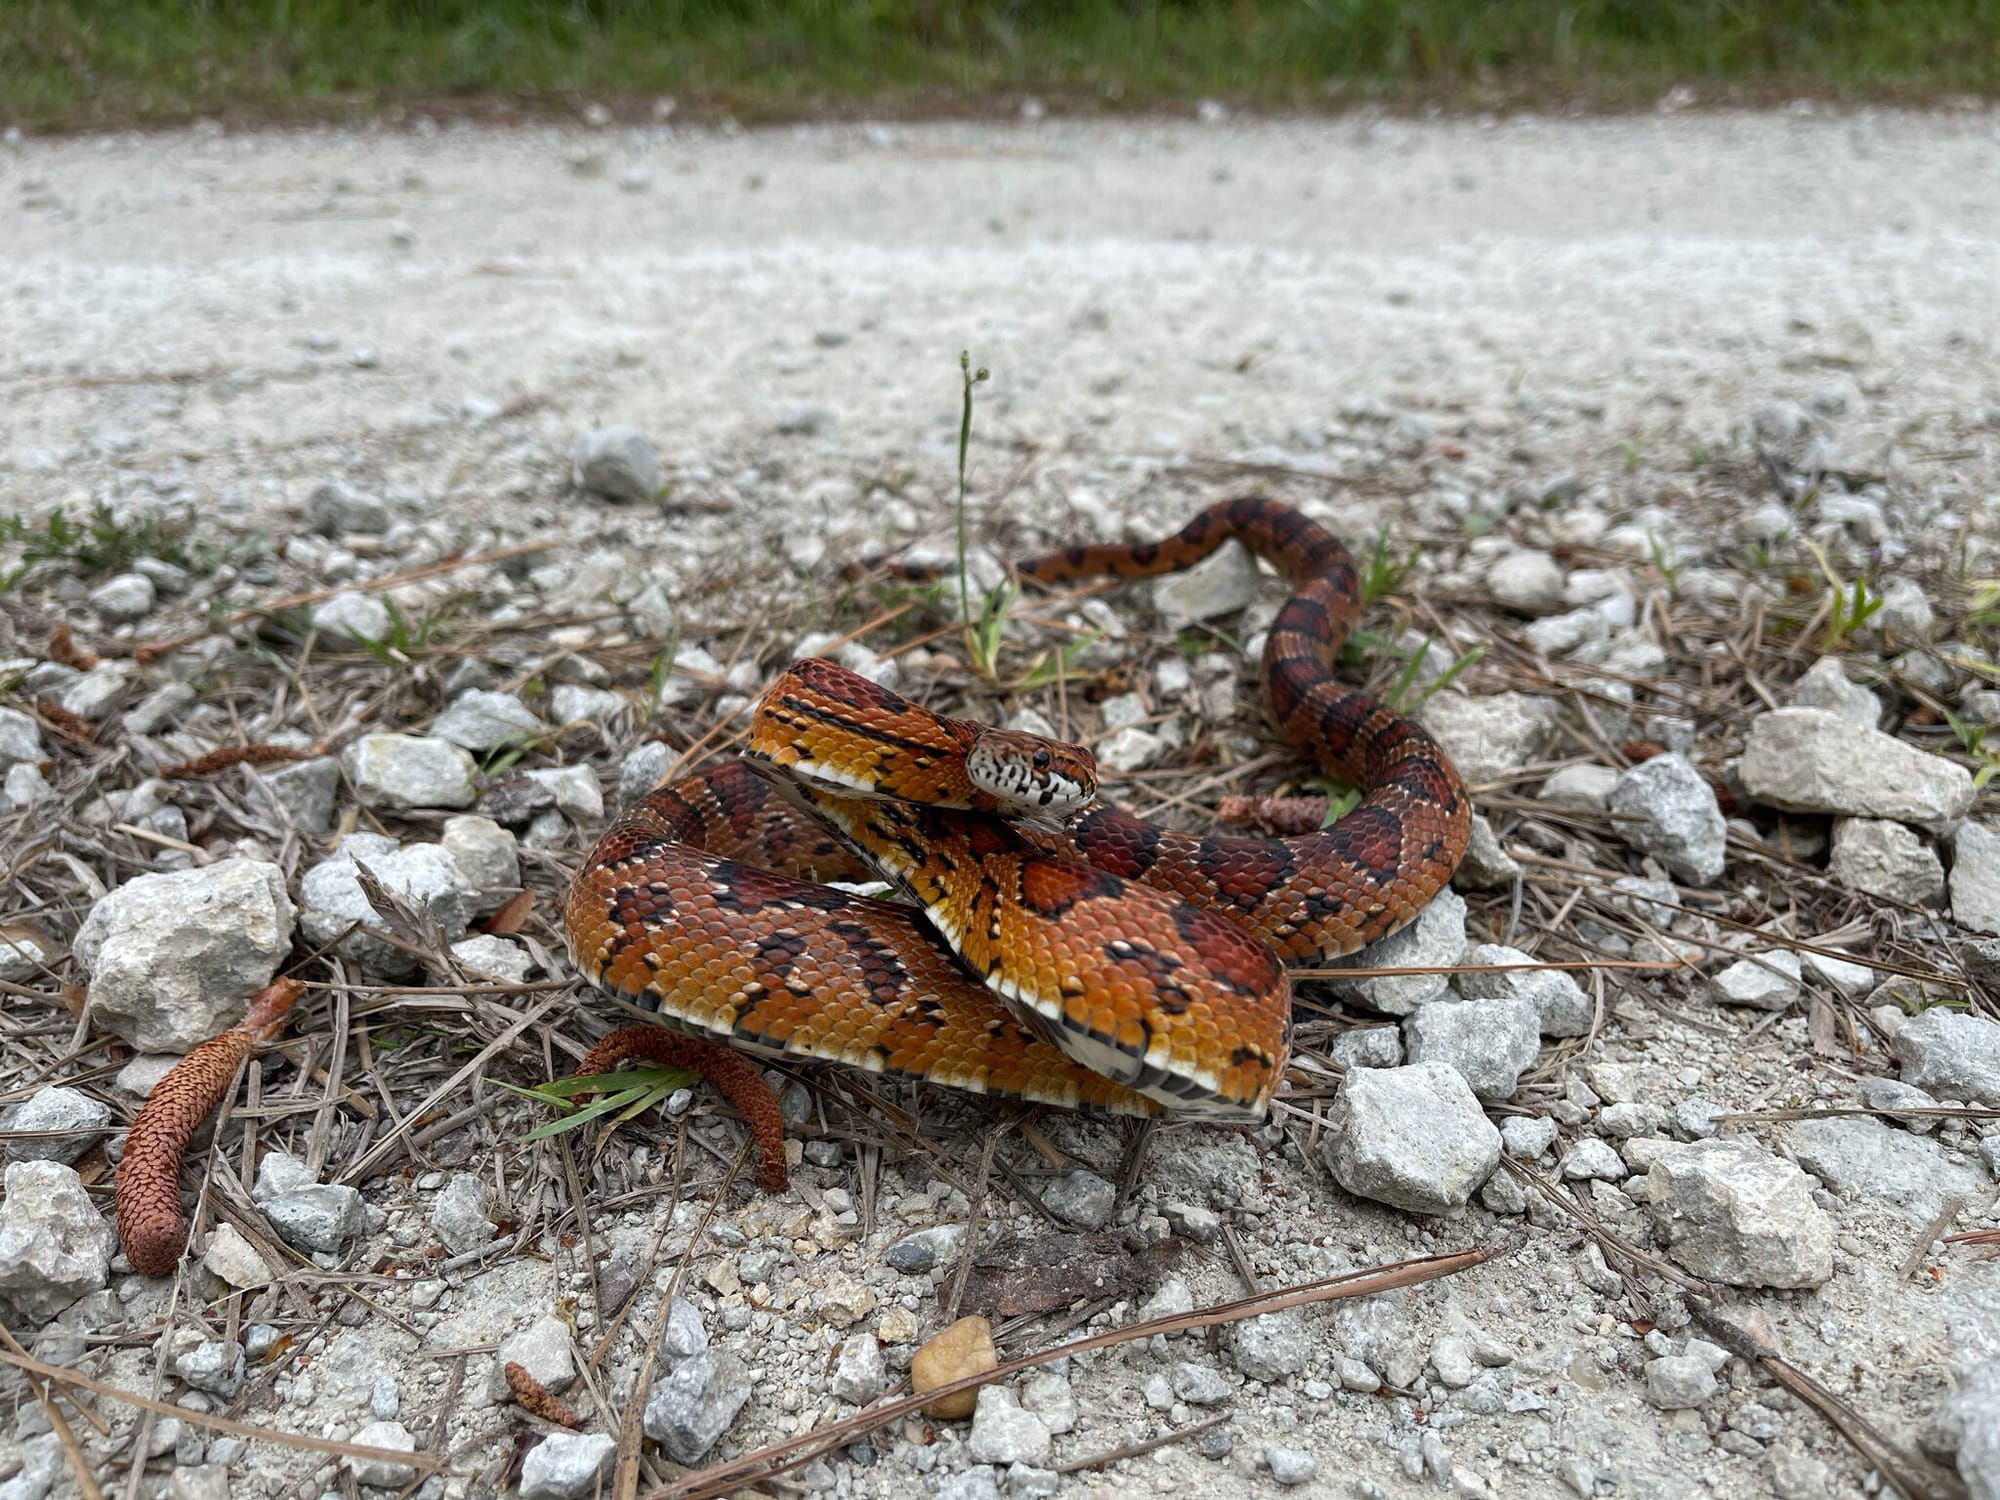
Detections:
[6, 108, 1997, 512]
[3, 108, 1999, 1500]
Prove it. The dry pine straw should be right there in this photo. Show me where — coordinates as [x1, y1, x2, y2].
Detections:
[1, 480, 1994, 1493]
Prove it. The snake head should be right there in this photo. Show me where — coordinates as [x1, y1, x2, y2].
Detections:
[965, 729, 1097, 816]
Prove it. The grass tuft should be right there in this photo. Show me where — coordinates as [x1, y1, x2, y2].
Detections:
[4, 1, 1997, 133]
[1359, 529, 1418, 607]
[1, 504, 195, 592]
[1802, 538, 1885, 651]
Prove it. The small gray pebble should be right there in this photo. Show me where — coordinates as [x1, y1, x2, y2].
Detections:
[1265, 1444, 1317, 1485]
[1041, 1169, 1116, 1230]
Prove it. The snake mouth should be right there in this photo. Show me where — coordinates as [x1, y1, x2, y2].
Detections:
[964, 729, 1098, 817]
[747, 749, 1071, 844]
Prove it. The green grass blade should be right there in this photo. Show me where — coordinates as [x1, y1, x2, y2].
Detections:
[520, 1084, 657, 1140]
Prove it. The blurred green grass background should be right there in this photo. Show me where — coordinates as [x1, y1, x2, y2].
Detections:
[5, 0, 1997, 131]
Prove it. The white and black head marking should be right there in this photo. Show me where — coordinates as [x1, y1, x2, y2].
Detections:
[967, 731, 1095, 817]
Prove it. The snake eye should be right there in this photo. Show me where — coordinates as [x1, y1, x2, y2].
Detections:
[1032, 748, 1052, 771]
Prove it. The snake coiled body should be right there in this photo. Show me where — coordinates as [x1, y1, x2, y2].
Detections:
[563, 498, 1471, 1121]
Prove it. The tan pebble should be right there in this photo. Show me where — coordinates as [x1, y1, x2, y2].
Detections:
[912, 1315, 997, 1418]
[815, 1278, 876, 1327]
[877, 1306, 920, 1345]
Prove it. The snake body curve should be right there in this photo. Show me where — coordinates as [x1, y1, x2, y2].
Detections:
[562, 498, 1471, 1122]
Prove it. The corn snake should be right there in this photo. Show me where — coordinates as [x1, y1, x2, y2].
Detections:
[561, 497, 1471, 1122]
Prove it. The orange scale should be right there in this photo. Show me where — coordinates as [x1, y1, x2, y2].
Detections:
[1028, 957, 1068, 995]
[823, 1015, 868, 1049]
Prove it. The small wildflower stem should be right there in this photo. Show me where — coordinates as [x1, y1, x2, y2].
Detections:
[955, 351, 991, 675]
